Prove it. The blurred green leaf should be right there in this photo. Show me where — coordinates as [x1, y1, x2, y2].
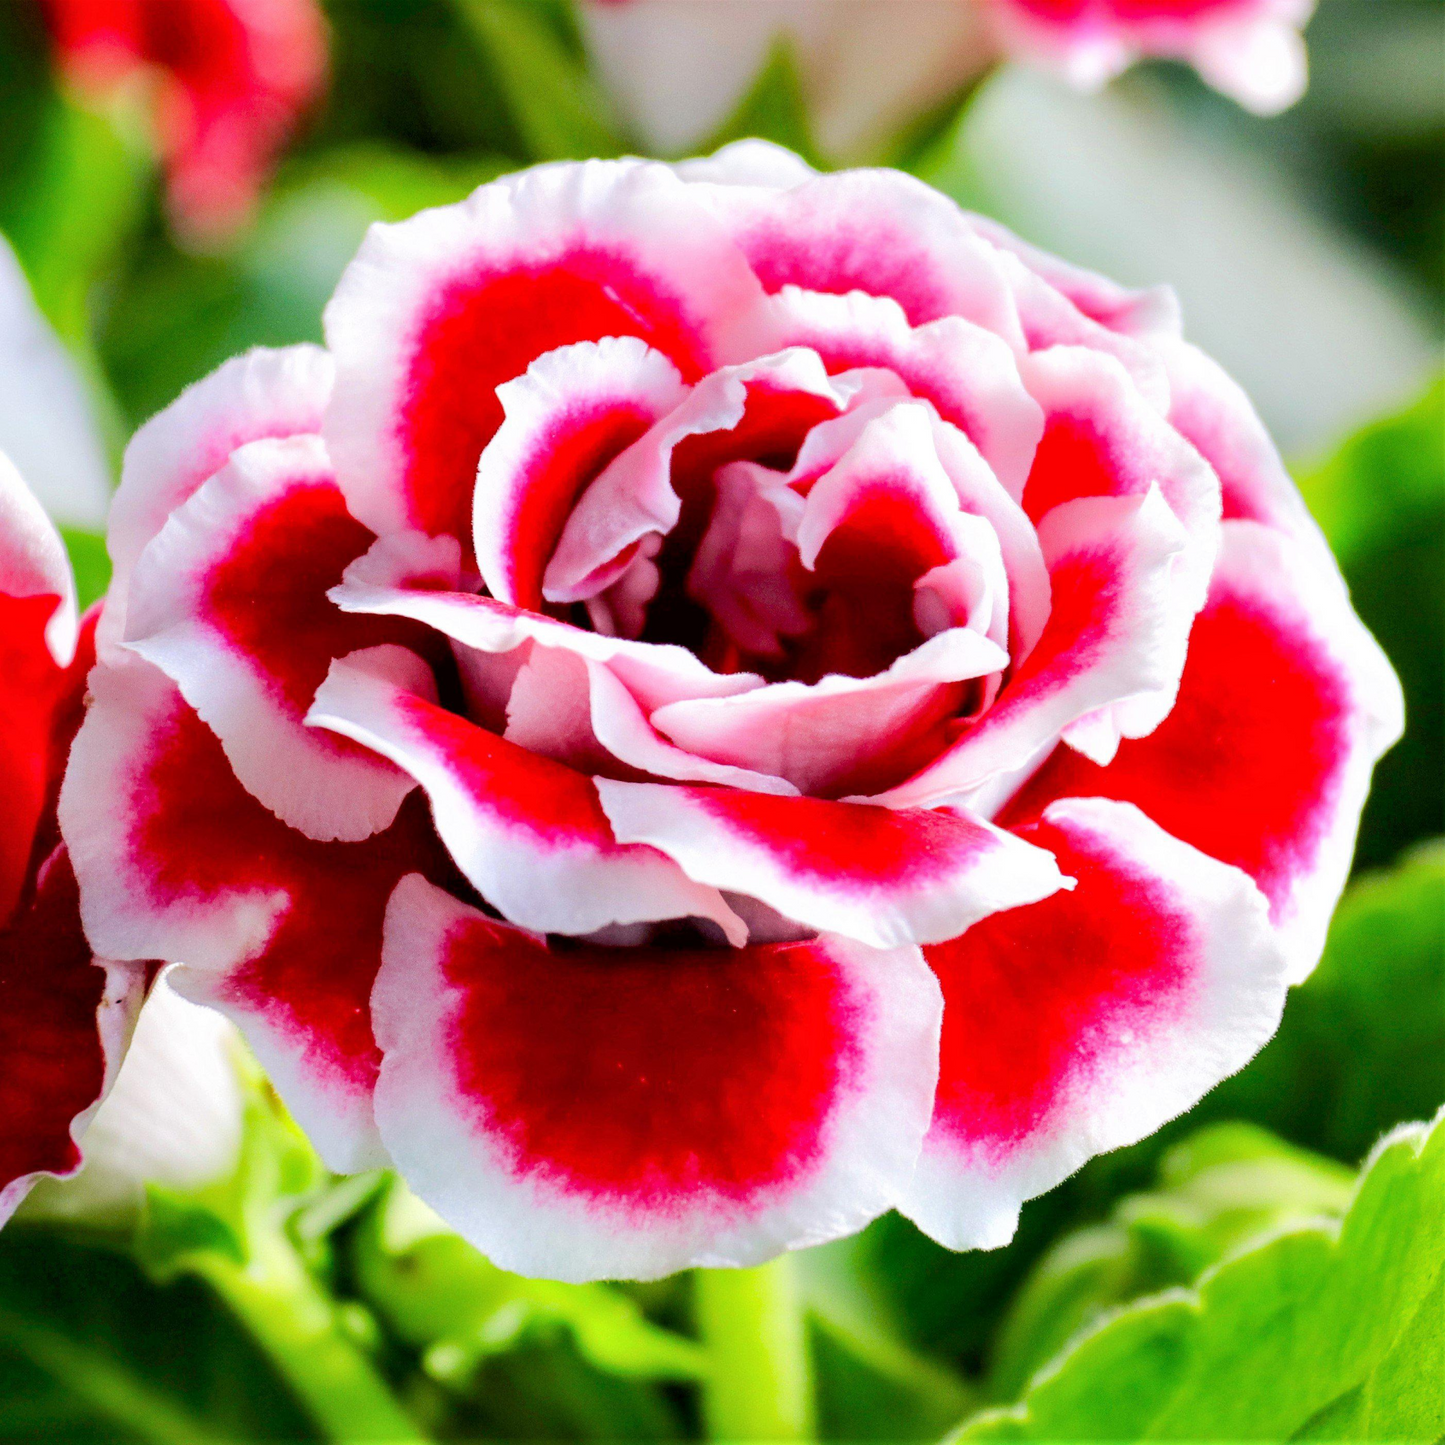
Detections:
[60, 527, 111, 611]
[952, 1107, 1445, 1440]
[452, 0, 628, 162]
[987, 1124, 1354, 1402]
[1296, 377, 1444, 869]
[353, 1178, 702, 1386]
[703, 39, 819, 167]
[0, 1228, 316, 1443]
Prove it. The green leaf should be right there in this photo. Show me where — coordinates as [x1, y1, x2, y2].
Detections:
[353, 1178, 703, 1385]
[452, 0, 628, 162]
[0, 1227, 316, 1443]
[1295, 377, 1444, 868]
[702, 38, 819, 167]
[988, 1125, 1354, 1401]
[951, 1107, 1445, 1440]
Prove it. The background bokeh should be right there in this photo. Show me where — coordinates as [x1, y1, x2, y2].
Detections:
[0, 2, 1440, 1440]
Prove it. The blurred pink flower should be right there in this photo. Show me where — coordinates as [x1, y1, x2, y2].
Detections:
[41, 0, 328, 241]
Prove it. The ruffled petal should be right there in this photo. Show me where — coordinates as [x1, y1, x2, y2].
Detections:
[332, 532, 762, 712]
[101, 344, 334, 656]
[307, 649, 747, 944]
[597, 781, 1068, 949]
[1000, 521, 1403, 981]
[879, 487, 1190, 806]
[903, 796, 1288, 1250]
[652, 629, 1008, 798]
[0, 849, 148, 1225]
[767, 286, 1044, 496]
[371, 875, 943, 1281]
[473, 337, 687, 609]
[123, 435, 422, 843]
[0, 449, 79, 665]
[323, 159, 774, 548]
[59, 658, 456, 1172]
[692, 168, 1025, 345]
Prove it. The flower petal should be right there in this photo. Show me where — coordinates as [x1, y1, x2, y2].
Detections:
[597, 781, 1068, 949]
[101, 344, 334, 657]
[323, 159, 773, 548]
[768, 285, 1044, 495]
[371, 875, 942, 1281]
[694, 168, 1025, 344]
[473, 336, 688, 609]
[0, 849, 148, 1225]
[123, 435, 422, 842]
[879, 486, 1190, 807]
[0, 449, 79, 665]
[1000, 520, 1403, 981]
[307, 648, 747, 944]
[902, 796, 1288, 1250]
[59, 657, 456, 1172]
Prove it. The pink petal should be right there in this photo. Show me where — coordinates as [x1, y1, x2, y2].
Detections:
[0, 848, 148, 1225]
[674, 139, 819, 189]
[505, 643, 798, 794]
[597, 781, 1068, 949]
[692, 168, 1025, 344]
[59, 658, 457, 1171]
[100, 344, 334, 657]
[879, 487, 1190, 807]
[651, 628, 1008, 799]
[332, 536, 762, 712]
[543, 348, 854, 607]
[1000, 520, 1402, 982]
[1020, 344, 1222, 758]
[122, 435, 425, 843]
[767, 285, 1045, 495]
[903, 796, 1289, 1250]
[370, 875, 942, 1281]
[322, 160, 774, 550]
[473, 337, 688, 609]
[1159, 336, 1332, 560]
[307, 649, 747, 944]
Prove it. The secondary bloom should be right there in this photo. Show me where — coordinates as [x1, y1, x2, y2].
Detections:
[0, 452, 149, 1224]
[40, 0, 328, 240]
[62, 142, 1400, 1281]
[582, 0, 1314, 159]
[984, 0, 1315, 113]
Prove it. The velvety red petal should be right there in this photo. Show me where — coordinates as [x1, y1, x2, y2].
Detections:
[323, 159, 774, 550]
[307, 649, 747, 943]
[903, 797, 1288, 1250]
[1000, 520, 1402, 981]
[123, 435, 425, 842]
[370, 875, 942, 1281]
[0, 849, 147, 1224]
[59, 657, 458, 1171]
[597, 780, 1067, 949]
[100, 344, 333, 658]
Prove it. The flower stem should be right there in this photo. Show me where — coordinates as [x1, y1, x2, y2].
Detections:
[194, 1239, 427, 1443]
[696, 1255, 815, 1443]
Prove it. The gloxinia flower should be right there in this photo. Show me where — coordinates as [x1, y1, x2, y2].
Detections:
[61, 142, 1401, 1282]
[40, 0, 328, 240]
[0, 452, 150, 1224]
[582, 0, 991, 158]
[983, 0, 1315, 114]
[581, 0, 1313, 160]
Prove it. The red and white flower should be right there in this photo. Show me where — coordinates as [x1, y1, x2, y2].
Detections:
[984, 0, 1315, 114]
[0, 452, 150, 1225]
[40, 0, 328, 240]
[582, 0, 1313, 161]
[61, 142, 1400, 1281]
